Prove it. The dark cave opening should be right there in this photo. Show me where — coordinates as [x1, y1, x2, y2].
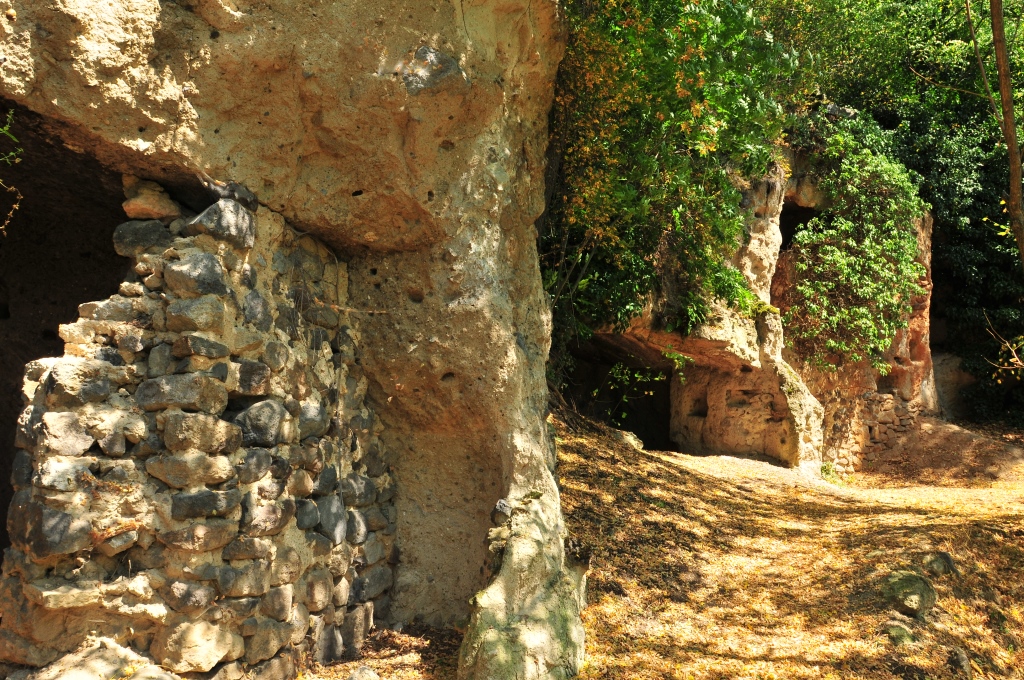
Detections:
[0, 105, 131, 548]
[564, 348, 675, 451]
[778, 201, 821, 250]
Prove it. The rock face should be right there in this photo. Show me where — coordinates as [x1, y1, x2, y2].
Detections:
[0, 0, 581, 678]
[592, 151, 937, 474]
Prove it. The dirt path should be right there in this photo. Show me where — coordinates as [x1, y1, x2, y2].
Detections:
[310, 421, 1024, 679]
[559, 423, 1024, 680]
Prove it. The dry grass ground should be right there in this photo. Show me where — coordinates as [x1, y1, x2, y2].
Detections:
[560, 420, 1024, 680]
[309, 417, 1024, 680]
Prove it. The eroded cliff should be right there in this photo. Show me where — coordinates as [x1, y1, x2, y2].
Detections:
[0, 0, 582, 678]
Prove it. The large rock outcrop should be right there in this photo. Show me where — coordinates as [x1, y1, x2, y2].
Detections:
[0, 1, 582, 678]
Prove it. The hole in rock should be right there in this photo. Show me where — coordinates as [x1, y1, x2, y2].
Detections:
[407, 288, 425, 303]
[351, 190, 364, 197]
[564, 350, 674, 451]
[779, 201, 822, 250]
[0, 104, 130, 547]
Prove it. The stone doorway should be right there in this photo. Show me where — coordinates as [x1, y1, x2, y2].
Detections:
[0, 104, 131, 547]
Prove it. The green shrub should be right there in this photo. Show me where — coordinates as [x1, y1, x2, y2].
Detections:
[541, 0, 799, 382]
[784, 114, 927, 373]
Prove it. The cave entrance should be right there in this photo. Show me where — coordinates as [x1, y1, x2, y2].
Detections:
[778, 201, 821, 250]
[564, 344, 675, 451]
[0, 105, 131, 547]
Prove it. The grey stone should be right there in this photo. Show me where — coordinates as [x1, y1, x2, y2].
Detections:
[885, 621, 914, 646]
[306, 568, 333, 612]
[166, 295, 226, 333]
[923, 552, 958, 577]
[98, 530, 138, 557]
[15, 404, 42, 450]
[186, 199, 256, 250]
[162, 580, 218, 614]
[298, 400, 330, 439]
[347, 667, 380, 680]
[155, 519, 239, 552]
[113, 219, 174, 257]
[45, 358, 117, 407]
[249, 653, 295, 680]
[346, 509, 369, 545]
[351, 565, 393, 602]
[8, 490, 92, 559]
[262, 342, 289, 372]
[235, 360, 271, 396]
[296, 499, 320, 529]
[244, 618, 292, 665]
[172, 489, 242, 520]
[270, 546, 305, 587]
[243, 290, 273, 332]
[164, 253, 228, 298]
[303, 303, 339, 329]
[311, 465, 338, 496]
[241, 497, 296, 537]
[148, 343, 174, 377]
[883, 571, 938, 618]
[288, 602, 310, 644]
[198, 661, 245, 680]
[255, 475, 287, 500]
[237, 448, 274, 484]
[135, 373, 228, 413]
[222, 536, 273, 561]
[236, 400, 289, 447]
[240, 617, 260, 636]
[340, 602, 373, 658]
[10, 449, 33, 490]
[948, 646, 972, 679]
[341, 474, 377, 507]
[260, 584, 294, 621]
[316, 494, 347, 544]
[312, 622, 344, 665]
[364, 507, 388, 531]
[172, 334, 230, 359]
[362, 533, 385, 565]
[219, 559, 272, 597]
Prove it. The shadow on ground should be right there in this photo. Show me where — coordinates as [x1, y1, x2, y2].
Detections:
[559, 419, 1024, 680]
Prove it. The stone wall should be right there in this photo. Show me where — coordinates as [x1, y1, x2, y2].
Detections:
[0, 186, 396, 677]
[0, 0, 583, 677]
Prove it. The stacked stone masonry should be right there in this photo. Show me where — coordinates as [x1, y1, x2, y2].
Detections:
[0, 183, 396, 677]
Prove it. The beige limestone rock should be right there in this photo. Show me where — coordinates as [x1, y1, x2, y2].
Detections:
[151, 621, 241, 673]
[21, 637, 177, 680]
[0, 0, 580, 676]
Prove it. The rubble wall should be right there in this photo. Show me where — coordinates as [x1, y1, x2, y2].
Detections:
[0, 195, 395, 677]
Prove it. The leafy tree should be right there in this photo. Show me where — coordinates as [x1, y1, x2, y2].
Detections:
[542, 0, 799, 383]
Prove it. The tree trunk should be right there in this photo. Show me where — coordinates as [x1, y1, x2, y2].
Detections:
[990, 0, 1024, 272]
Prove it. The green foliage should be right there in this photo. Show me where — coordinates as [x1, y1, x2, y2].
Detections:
[783, 114, 927, 373]
[594, 363, 666, 427]
[756, 0, 1024, 420]
[542, 0, 798, 381]
[0, 109, 22, 233]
